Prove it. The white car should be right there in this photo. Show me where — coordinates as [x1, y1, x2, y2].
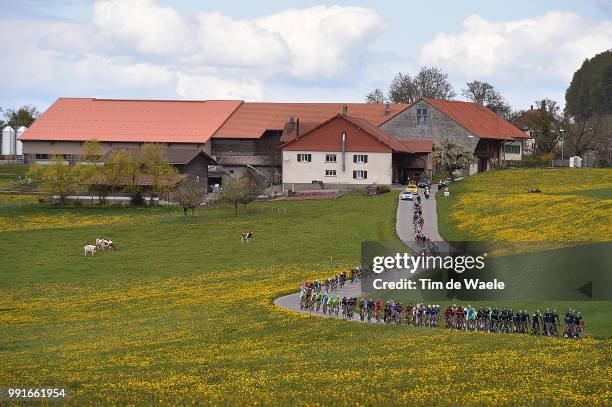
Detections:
[400, 191, 413, 200]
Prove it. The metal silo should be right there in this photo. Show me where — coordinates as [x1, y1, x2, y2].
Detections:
[2, 126, 16, 156]
[16, 126, 26, 156]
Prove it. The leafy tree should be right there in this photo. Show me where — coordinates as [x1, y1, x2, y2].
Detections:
[140, 143, 179, 203]
[79, 140, 105, 203]
[462, 80, 512, 119]
[102, 150, 125, 201]
[384, 66, 456, 104]
[365, 88, 387, 104]
[523, 99, 565, 156]
[110, 149, 142, 204]
[433, 139, 477, 179]
[175, 180, 207, 222]
[222, 173, 260, 217]
[29, 155, 80, 204]
[5, 105, 39, 129]
[565, 50, 612, 121]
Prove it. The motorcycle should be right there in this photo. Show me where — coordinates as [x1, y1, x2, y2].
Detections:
[424, 187, 430, 199]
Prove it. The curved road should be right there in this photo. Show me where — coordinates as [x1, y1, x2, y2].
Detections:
[273, 186, 444, 319]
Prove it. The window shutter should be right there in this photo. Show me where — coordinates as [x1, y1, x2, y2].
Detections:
[297, 154, 301, 162]
[364, 171, 368, 179]
[353, 155, 357, 163]
[364, 155, 368, 163]
[352, 170, 357, 179]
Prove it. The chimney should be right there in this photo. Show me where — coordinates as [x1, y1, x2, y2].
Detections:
[287, 116, 295, 132]
[342, 104, 348, 116]
[530, 104, 533, 111]
[296, 118, 300, 139]
[384, 103, 391, 115]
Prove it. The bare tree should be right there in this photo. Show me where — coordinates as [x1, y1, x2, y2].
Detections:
[462, 80, 512, 119]
[524, 99, 565, 156]
[566, 113, 612, 156]
[388, 73, 418, 103]
[175, 180, 206, 222]
[365, 88, 387, 104]
[414, 66, 456, 100]
[385, 66, 455, 104]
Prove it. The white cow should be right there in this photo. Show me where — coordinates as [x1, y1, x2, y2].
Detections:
[84, 244, 97, 257]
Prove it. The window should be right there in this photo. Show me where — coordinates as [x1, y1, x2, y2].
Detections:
[325, 153, 337, 163]
[35, 154, 50, 160]
[297, 153, 312, 162]
[353, 170, 368, 180]
[353, 154, 368, 163]
[504, 144, 521, 155]
[416, 108, 428, 125]
[325, 169, 336, 177]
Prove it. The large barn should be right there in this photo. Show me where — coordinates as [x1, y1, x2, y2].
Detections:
[18, 97, 528, 190]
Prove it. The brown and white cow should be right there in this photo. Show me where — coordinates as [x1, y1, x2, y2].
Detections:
[241, 231, 253, 244]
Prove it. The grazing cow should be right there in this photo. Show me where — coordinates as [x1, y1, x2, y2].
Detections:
[241, 231, 253, 244]
[96, 238, 117, 251]
[84, 244, 97, 257]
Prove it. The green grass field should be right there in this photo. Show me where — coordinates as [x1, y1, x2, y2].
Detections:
[1, 167, 611, 405]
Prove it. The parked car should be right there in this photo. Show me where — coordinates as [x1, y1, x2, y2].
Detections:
[438, 178, 452, 188]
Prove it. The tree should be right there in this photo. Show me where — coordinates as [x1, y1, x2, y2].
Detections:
[222, 173, 260, 216]
[80, 140, 105, 203]
[140, 143, 179, 203]
[29, 155, 80, 204]
[523, 99, 565, 156]
[413, 66, 456, 100]
[565, 51, 612, 159]
[106, 149, 142, 204]
[102, 150, 125, 201]
[462, 80, 512, 119]
[388, 72, 418, 103]
[433, 139, 477, 179]
[5, 105, 39, 129]
[365, 88, 387, 104]
[563, 113, 610, 156]
[384, 66, 456, 104]
[565, 50, 612, 121]
[175, 180, 207, 222]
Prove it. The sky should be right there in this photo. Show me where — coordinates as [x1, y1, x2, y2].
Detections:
[1, 0, 611, 112]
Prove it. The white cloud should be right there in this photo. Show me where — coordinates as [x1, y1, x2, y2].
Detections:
[256, 5, 386, 78]
[419, 12, 612, 83]
[93, 0, 194, 56]
[1, 1, 386, 108]
[194, 12, 288, 67]
[176, 72, 264, 100]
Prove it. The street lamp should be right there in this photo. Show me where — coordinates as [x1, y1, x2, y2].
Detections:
[560, 129, 565, 161]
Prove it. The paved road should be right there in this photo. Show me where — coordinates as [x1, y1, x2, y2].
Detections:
[396, 185, 443, 245]
[274, 186, 446, 319]
[273, 281, 363, 320]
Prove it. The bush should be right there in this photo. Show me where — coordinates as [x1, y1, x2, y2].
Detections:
[376, 184, 391, 194]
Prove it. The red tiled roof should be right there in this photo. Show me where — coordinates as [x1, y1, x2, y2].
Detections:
[424, 98, 528, 140]
[214, 102, 409, 138]
[282, 114, 433, 154]
[396, 139, 434, 153]
[20, 98, 243, 143]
